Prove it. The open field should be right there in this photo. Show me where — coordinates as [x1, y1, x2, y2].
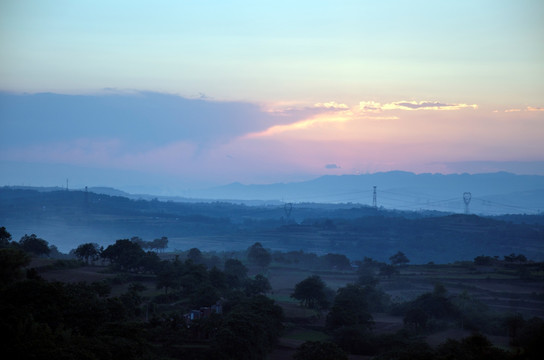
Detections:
[265, 262, 544, 318]
[30, 254, 544, 358]
[266, 262, 543, 357]
[34, 257, 544, 322]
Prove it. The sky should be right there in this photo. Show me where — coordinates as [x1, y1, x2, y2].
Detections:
[0, 0, 543, 193]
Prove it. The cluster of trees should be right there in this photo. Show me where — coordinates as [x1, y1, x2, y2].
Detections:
[294, 332, 525, 360]
[129, 236, 168, 252]
[76, 238, 275, 312]
[291, 275, 334, 310]
[290, 256, 396, 316]
[474, 253, 529, 266]
[0, 227, 52, 256]
[3, 223, 544, 359]
[289, 259, 544, 359]
[389, 251, 410, 266]
[290, 262, 391, 356]
[0, 227, 284, 359]
[473, 253, 544, 280]
[101, 239, 161, 272]
[395, 284, 459, 331]
[352, 254, 412, 279]
[295, 326, 544, 360]
[273, 250, 352, 270]
[72, 239, 163, 272]
[0, 227, 171, 270]
[0, 254, 283, 359]
[1, 252, 148, 358]
[73, 237, 169, 268]
[154, 256, 272, 309]
[247, 242, 272, 268]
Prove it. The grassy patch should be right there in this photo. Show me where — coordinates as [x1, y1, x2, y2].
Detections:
[269, 294, 298, 303]
[42, 259, 84, 270]
[285, 329, 330, 342]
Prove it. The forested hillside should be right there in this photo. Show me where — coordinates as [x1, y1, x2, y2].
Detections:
[1, 187, 543, 263]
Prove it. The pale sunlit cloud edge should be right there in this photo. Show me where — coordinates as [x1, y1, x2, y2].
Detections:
[360, 100, 478, 112]
[501, 106, 544, 113]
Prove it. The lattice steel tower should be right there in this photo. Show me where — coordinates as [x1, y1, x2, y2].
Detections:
[372, 186, 377, 209]
[463, 192, 472, 214]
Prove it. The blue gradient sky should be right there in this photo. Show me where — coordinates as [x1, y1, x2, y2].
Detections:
[1, 1, 543, 191]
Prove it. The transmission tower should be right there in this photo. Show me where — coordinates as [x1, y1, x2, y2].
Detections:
[372, 186, 377, 209]
[284, 203, 293, 223]
[463, 192, 472, 214]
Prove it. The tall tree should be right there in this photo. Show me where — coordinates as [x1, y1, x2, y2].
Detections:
[101, 239, 145, 271]
[247, 242, 271, 268]
[224, 259, 248, 288]
[156, 261, 178, 294]
[291, 275, 331, 310]
[19, 234, 50, 256]
[244, 274, 272, 296]
[187, 248, 203, 264]
[379, 264, 399, 278]
[390, 251, 410, 266]
[130, 236, 149, 250]
[0, 248, 30, 285]
[212, 295, 283, 360]
[151, 236, 168, 252]
[74, 243, 99, 264]
[326, 284, 373, 331]
[0, 226, 12, 247]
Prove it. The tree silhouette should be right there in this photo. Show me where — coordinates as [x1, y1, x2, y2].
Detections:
[390, 251, 410, 266]
[247, 242, 271, 268]
[150, 236, 168, 252]
[187, 248, 203, 264]
[326, 284, 373, 331]
[291, 275, 331, 310]
[0, 226, 12, 247]
[19, 234, 50, 256]
[244, 274, 272, 296]
[74, 243, 99, 264]
[101, 239, 145, 271]
[224, 259, 248, 288]
[0, 248, 30, 285]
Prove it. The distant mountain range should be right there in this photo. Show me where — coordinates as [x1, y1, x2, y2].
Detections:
[186, 171, 544, 215]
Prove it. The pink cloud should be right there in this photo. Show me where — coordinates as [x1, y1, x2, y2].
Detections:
[2, 92, 541, 186]
[359, 100, 478, 112]
[314, 101, 349, 109]
[501, 106, 543, 113]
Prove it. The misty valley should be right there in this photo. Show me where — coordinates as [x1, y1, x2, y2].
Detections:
[3, 0, 543, 358]
[1, 186, 544, 359]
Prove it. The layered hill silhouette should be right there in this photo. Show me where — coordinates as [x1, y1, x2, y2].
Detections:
[188, 171, 543, 215]
[1, 183, 543, 263]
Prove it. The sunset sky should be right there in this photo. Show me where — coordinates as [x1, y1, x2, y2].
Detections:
[1, 1, 543, 193]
